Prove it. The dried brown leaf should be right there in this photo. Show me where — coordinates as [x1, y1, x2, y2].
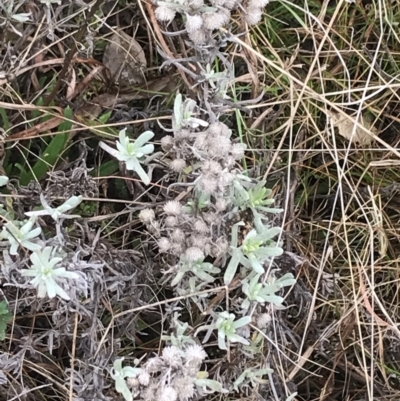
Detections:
[328, 110, 379, 145]
[103, 31, 147, 86]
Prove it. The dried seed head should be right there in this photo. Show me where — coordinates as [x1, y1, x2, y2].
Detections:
[202, 9, 230, 30]
[165, 216, 179, 227]
[245, 6, 263, 25]
[162, 346, 183, 368]
[230, 142, 246, 160]
[208, 135, 232, 157]
[158, 237, 171, 253]
[249, 0, 270, 7]
[171, 242, 184, 255]
[198, 176, 218, 194]
[203, 212, 219, 224]
[194, 219, 208, 233]
[161, 135, 174, 151]
[188, 28, 207, 45]
[147, 220, 161, 235]
[185, 246, 204, 262]
[173, 376, 195, 401]
[158, 387, 178, 401]
[174, 129, 191, 140]
[207, 121, 231, 137]
[145, 356, 163, 373]
[138, 370, 150, 386]
[191, 234, 208, 249]
[257, 313, 272, 328]
[184, 343, 207, 363]
[170, 158, 187, 173]
[138, 208, 155, 224]
[194, 132, 208, 150]
[215, 198, 228, 211]
[155, 6, 176, 22]
[164, 200, 183, 215]
[202, 160, 222, 174]
[171, 228, 186, 243]
[185, 14, 203, 33]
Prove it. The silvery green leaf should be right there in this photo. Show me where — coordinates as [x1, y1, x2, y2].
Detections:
[261, 294, 284, 305]
[173, 93, 183, 128]
[286, 393, 298, 401]
[11, 13, 31, 23]
[0, 176, 8, 186]
[224, 248, 241, 285]
[232, 316, 251, 329]
[194, 378, 228, 393]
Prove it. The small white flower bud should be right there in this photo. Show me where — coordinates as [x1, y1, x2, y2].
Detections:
[164, 200, 183, 215]
[127, 377, 139, 388]
[145, 356, 163, 373]
[147, 220, 161, 235]
[155, 6, 176, 22]
[169, 158, 187, 173]
[173, 377, 194, 400]
[185, 246, 204, 262]
[185, 14, 203, 33]
[202, 160, 222, 174]
[208, 135, 232, 157]
[202, 9, 230, 30]
[198, 176, 218, 194]
[161, 135, 174, 151]
[158, 237, 171, 252]
[138, 208, 155, 224]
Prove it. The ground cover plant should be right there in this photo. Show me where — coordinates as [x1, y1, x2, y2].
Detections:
[1, 0, 400, 401]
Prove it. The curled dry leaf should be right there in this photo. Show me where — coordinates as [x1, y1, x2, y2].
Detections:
[103, 31, 147, 87]
[328, 110, 379, 145]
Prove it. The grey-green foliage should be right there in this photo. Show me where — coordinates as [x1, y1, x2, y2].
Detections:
[224, 223, 283, 285]
[0, 301, 11, 341]
[232, 366, 272, 391]
[195, 311, 251, 350]
[161, 313, 196, 347]
[171, 255, 221, 286]
[241, 272, 296, 310]
[232, 178, 283, 233]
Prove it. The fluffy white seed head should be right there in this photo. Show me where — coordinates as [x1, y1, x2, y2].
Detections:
[155, 6, 176, 22]
[215, 198, 228, 211]
[185, 246, 204, 262]
[145, 356, 163, 373]
[138, 370, 150, 386]
[173, 376, 195, 401]
[165, 216, 179, 227]
[158, 237, 171, 253]
[162, 346, 183, 368]
[158, 387, 178, 401]
[230, 142, 246, 160]
[171, 228, 185, 243]
[188, 29, 207, 45]
[186, 14, 203, 33]
[138, 208, 155, 224]
[161, 135, 174, 151]
[194, 219, 208, 233]
[202, 160, 222, 175]
[207, 121, 232, 137]
[208, 135, 232, 157]
[202, 9, 230, 30]
[170, 158, 187, 173]
[257, 313, 272, 328]
[184, 343, 207, 363]
[164, 200, 183, 216]
[198, 176, 218, 194]
[245, 6, 263, 25]
[190, 234, 208, 249]
[249, 0, 269, 7]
